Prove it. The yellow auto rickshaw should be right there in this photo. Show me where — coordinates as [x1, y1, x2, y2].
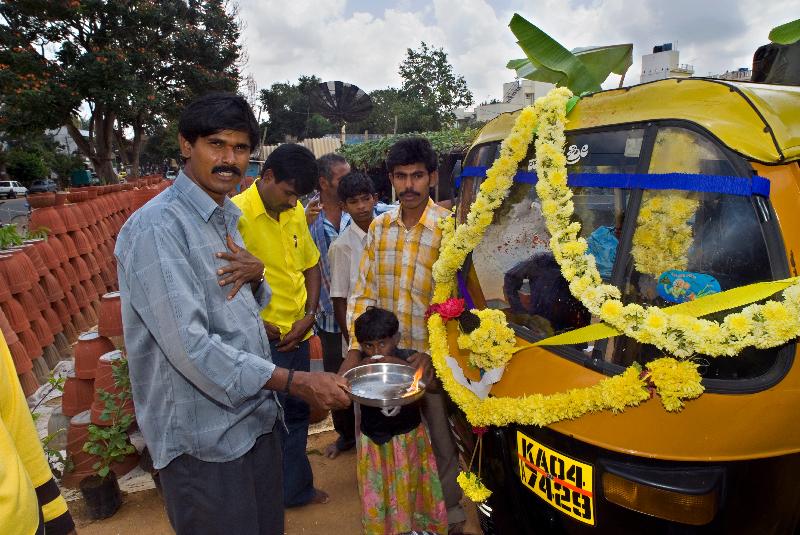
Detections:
[446, 78, 800, 534]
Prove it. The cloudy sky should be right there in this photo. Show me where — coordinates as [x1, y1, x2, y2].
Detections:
[237, 0, 794, 107]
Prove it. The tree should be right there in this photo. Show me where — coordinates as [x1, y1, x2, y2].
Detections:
[350, 88, 438, 134]
[0, 1, 241, 181]
[259, 76, 333, 144]
[398, 42, 474, 128]
[6, 147, 47, 182]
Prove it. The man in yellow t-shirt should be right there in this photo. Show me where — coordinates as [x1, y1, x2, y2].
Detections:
[0, 330, 76, 535]
[231, 143, 326, 507]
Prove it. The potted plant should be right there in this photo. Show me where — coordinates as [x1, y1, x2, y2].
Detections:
[80, 357, 135, 519]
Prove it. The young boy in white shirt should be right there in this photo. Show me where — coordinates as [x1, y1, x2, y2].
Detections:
[329, 173, 392, 343]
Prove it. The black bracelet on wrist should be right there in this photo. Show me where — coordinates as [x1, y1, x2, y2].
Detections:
[284, 368, 295, 395]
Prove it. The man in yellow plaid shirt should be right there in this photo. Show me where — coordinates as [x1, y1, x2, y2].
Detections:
[343, 137, 466, 532]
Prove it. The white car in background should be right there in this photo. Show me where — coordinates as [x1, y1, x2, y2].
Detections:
[0, 181, 27, 199]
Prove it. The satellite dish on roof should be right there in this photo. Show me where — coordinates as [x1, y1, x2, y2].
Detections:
[310, 81, 373, 143]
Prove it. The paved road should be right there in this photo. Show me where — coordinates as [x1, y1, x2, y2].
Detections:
[0, 198, 30, 229]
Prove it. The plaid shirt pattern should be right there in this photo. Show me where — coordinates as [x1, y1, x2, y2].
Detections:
[347, 199, 450, 353]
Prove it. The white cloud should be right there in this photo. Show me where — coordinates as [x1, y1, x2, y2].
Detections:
[238, 0, 798, 117]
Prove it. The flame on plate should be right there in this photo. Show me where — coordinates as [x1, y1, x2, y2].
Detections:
[403, 367, 423, 397]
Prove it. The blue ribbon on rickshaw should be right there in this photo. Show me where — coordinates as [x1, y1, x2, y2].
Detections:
[455, 167, 770, 198]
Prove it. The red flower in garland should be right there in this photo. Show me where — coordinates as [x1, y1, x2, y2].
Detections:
[426, 298, 466, 321]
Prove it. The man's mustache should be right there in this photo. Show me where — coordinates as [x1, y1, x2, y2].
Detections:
[211, 165, 241, 176]
[401, 190, 419, 197]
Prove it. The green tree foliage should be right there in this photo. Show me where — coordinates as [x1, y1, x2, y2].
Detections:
[259, 75, 333, 144]
[0, 0, 241, 181]
[338, 128, 478, 171]
[350, 88, 439, 134]
[398, 42, 474, 127]
[5, 147, 47, 182]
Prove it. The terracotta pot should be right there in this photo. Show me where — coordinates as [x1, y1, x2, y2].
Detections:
[98, 291, 122, 338]
[64, 291, 80, 315]
[40, 272, 64, 302]
[18, 370, 39, 397]
[46, 236, 68, 263]
[74, 332, 115, 380]
[67, 191, 88, 204]
[29, 207, 66, 235]
[1, 296, 29, 331]
[71, 256, 92, 282]
[27, 192, 56, 209]
[62, 374, 95, 416]
[59, 233, 79, 258]
[93, 350, 124, 393]
[0, 254, 32, 294]
[42, 306, 63, 337]
[0, 307, 18, 345]
[42, 344, 60, 369]
[9, 340, 32, 374]
[18, 327, 44, 360]
[0, 263, 11, 303]
[91, 274, 106, 296]
[54, 192, 70, 206]
[71, 310, 90, 333]
[30, 312, 55, 347]
[16, 291, 40, 317]
[28, 284, 49, 311]
[53, 298, 71, 324]
[61, 261, 80, 288]
[52, 266, 71, 292]
[21, 242, 48, 277]
[53, 205, 80, 232]
[71, 282, 90, 308]
[82, 304, 98, 326]
[34, 239, 61, 270]
[81, 278, 99, 301]
[82, 252, 101, 275]
[69, 230, 92, 255]
[54, 331, 72, 356]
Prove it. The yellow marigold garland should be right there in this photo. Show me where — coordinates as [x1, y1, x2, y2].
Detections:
[532, 89, 800, 358]
[427, 85, 799, 431]
[457, 309, 518, 370]
[457, 471, 492, 503]
[428, 315, 702, 428]
[631, 192, 699, 277]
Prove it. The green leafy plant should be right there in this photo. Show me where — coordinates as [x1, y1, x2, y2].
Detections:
[0, 224, 24, 249]
[82, 358, 135, 479]
[25, 227, 50, 240]
[506, 14, 633, 95]
[338, 128, 478, 170]
[769, 18, 800, 45]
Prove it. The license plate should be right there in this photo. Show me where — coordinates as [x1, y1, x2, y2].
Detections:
[516, 431, 595, 526]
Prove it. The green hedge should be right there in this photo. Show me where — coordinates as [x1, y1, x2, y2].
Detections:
[338, 128, 479, 170]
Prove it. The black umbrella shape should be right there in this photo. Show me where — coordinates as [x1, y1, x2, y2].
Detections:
[310, 81, 373, 124]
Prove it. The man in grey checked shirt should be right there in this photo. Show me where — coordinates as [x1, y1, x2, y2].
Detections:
[115, 92, 350, 535]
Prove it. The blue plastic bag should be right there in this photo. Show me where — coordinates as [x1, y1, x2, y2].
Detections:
[587, 226, 618, 279]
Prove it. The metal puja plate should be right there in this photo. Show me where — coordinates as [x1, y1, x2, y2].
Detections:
[343, 362, 426, 408]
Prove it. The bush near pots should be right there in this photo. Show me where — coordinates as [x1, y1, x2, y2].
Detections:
[80, 356, 136, 520]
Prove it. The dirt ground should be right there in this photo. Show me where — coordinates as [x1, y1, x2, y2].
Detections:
[70, 430, 362, 535]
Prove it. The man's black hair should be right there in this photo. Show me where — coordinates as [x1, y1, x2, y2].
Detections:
[262, 144, 318, 196]
[317, 153, 349, 183]
[354, 307, 399, 343]
[178, 92, 259, 150]
[385, 137, 438, 174]
[337, 172, 376, 202]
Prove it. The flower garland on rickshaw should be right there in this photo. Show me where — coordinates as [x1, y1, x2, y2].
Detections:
[427, 87, 800, 502]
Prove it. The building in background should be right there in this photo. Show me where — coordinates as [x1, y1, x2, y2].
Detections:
[709, 67, 752, 81]
[457, 79, 555, 124]
[640, 43, 694, 83]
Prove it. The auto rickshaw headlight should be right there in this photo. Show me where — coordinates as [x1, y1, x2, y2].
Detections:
[602, 472, 718, 525]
